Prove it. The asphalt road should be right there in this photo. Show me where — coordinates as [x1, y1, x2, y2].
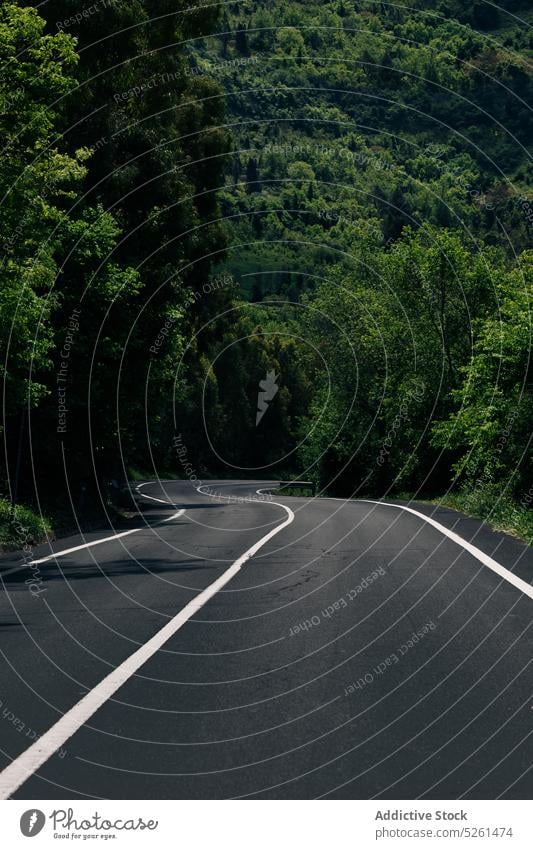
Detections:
[0, 480, 531, 800]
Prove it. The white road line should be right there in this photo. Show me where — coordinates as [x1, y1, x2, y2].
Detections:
[137, 492, 173, 505]
[162, 510, 185, 523]
[0, 501, 294, 799]
[358, 499, 533, 602]
[263, 483, 532, 602]
[0, 511, 185, 578]
[135, 481, 176, 505]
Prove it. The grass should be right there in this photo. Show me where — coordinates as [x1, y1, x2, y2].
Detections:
[0, 497, 53, 551]
[278, 484, 315, 497]
[275, 482, 532, 543]
[422, 486, 533, 545]
[126, 466, 152, 482]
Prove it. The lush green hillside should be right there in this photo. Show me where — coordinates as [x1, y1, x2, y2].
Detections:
[190, 0, 532, 295]
[187, 0, 533, 532]
[0, 2, 531, 542]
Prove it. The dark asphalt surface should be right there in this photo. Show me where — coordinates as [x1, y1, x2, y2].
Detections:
[0, 480, 531, 800]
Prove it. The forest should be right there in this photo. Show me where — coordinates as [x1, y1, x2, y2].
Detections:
[0, 0, 531, 545]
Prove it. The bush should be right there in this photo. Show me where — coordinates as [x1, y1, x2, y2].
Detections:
[0, 498, 52, 551]
[433, 485, 533, 544]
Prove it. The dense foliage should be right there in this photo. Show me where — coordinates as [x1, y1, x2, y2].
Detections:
[191, 0, 532, 524]
[0, 1, 531, 539]
[1, 1, 231, 515]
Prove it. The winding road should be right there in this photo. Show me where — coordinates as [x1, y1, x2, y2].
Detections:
[0, 480, 531, 799]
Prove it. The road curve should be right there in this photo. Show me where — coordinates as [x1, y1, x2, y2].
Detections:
[0, 479, 531, 799]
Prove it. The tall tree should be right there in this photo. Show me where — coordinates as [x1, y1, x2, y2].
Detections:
[23, 0, 231, 496]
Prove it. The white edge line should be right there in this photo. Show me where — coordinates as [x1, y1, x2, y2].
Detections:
[0, 530, 140, 578]
[262, 484, 533, 602]
[0, 500, 293, 798]
[357, 499, 533, 602]
[1, 510, 185, 578]
[135, 481, 178, 505]
[163, 510, 185, 523]
[136, 493, 173, 505]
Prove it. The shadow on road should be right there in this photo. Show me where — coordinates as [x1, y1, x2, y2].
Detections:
[1, 555, 215, 585]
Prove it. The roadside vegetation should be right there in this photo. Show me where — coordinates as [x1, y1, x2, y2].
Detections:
[429, 488, 533, 544]
[0, 497, 52, 551]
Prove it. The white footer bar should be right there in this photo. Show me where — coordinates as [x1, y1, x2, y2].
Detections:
[1, 799, 531, 848]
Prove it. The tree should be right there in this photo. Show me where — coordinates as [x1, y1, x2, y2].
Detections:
[0, 5, 139, 500]
[433, 250, 532, 498]
[0, 4, 78, 424]
[23, 0, 231, 488]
